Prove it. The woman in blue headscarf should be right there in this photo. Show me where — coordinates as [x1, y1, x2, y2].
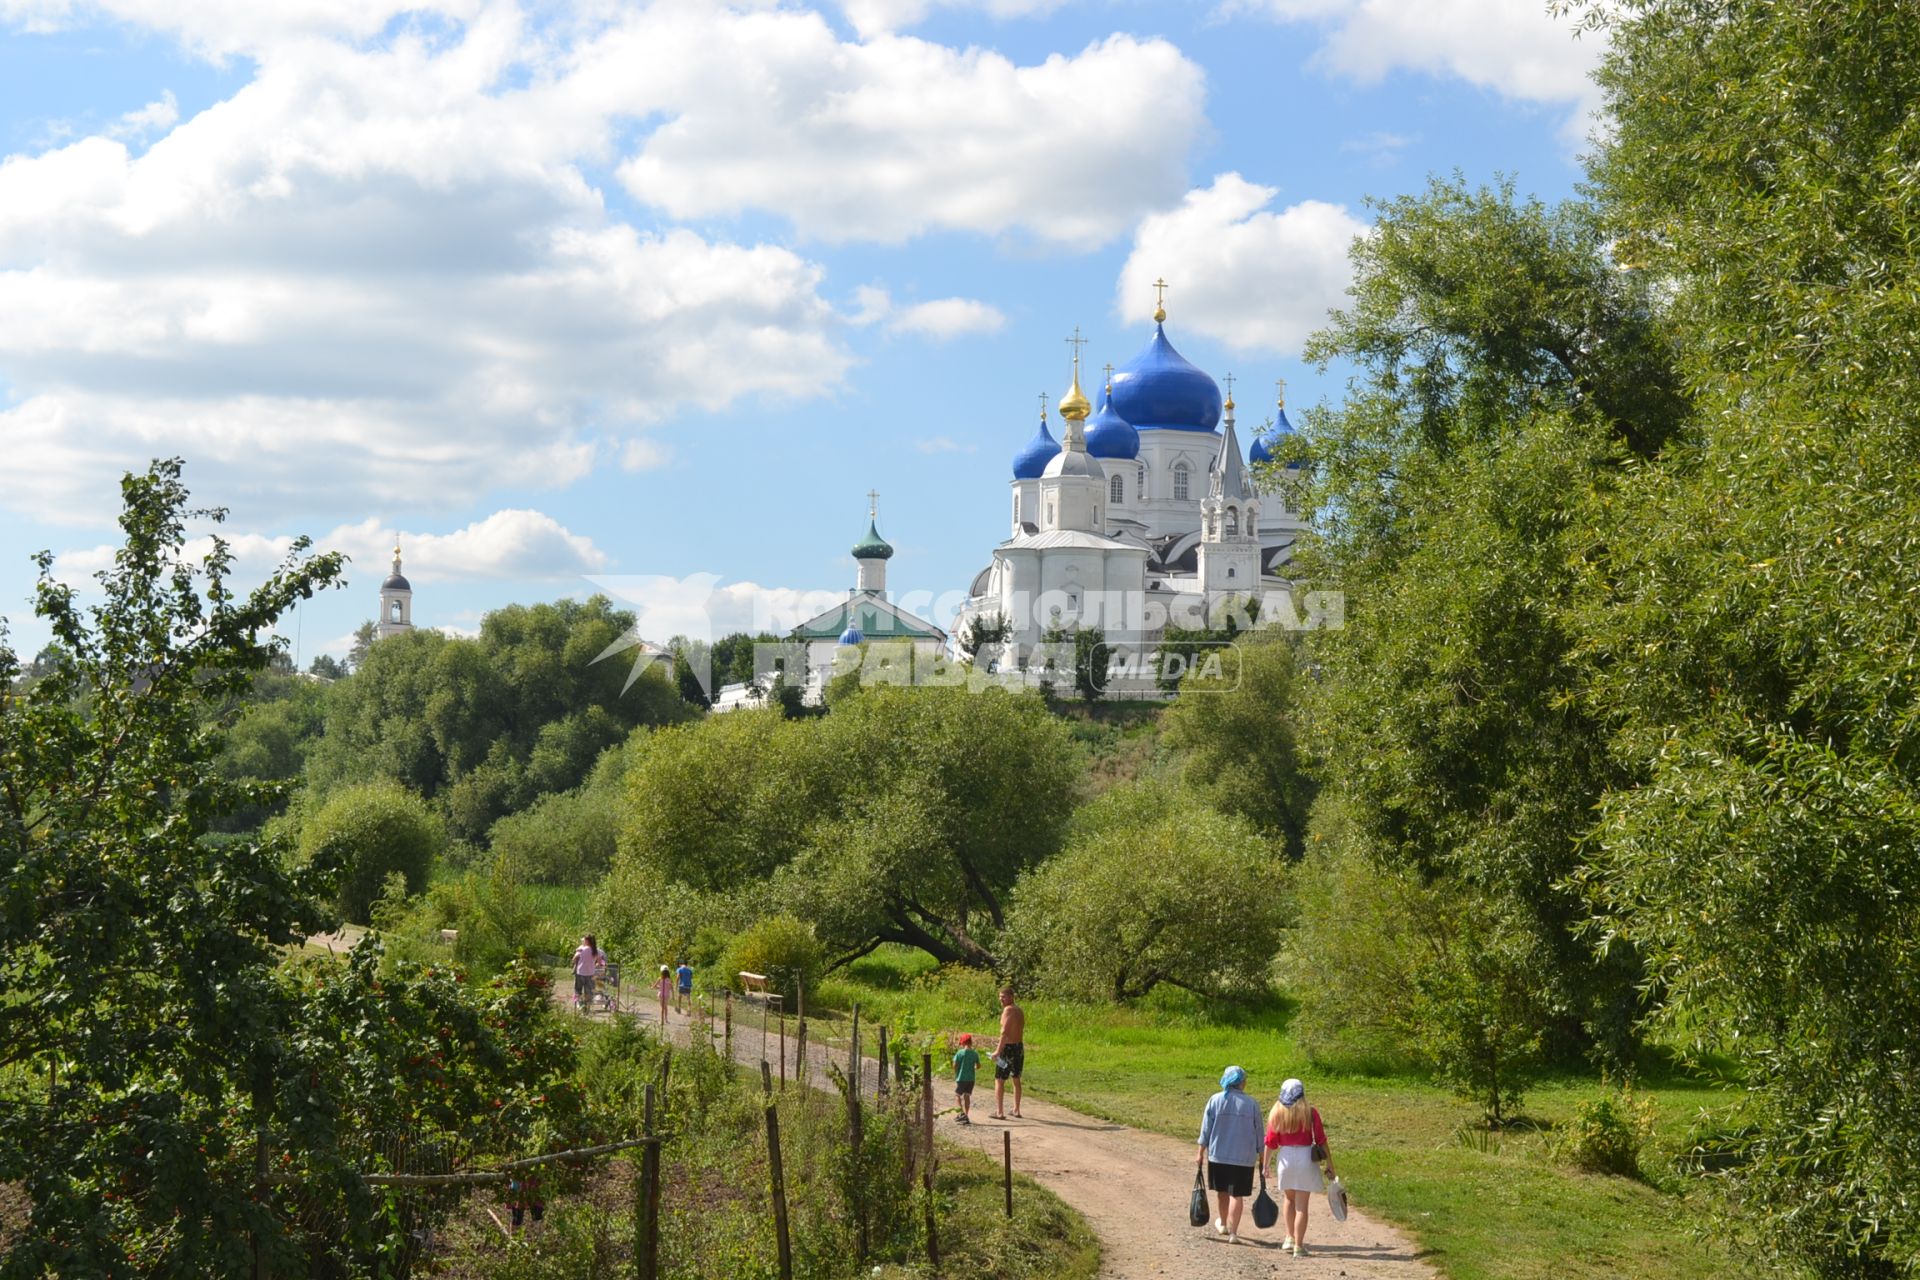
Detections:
[1194, 1065, 1262, 1244]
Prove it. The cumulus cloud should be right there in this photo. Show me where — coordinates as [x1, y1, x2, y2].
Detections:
[52, 507, 608, 585]
[0, 8, 846, 524]
[0, 0, 483, 58]
[842, 286, 1005, 339]
[836, 0, 1070, 39]
[0, 2, 1208, 524]
[1223, 0, 1604, 134]
[890, 297, 1006, 340]
[1116, 172, 1366, 355]
[608, 15, 1204, 245]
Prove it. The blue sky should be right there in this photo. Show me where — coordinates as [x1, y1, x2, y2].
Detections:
[0, 0, 1603, 660]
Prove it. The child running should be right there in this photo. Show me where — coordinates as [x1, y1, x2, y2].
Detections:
[951, 1033, 982, 1125]
[655, 964, 672, 1025]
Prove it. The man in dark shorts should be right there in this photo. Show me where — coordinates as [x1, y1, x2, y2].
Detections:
[991, 986, 1025, 1119]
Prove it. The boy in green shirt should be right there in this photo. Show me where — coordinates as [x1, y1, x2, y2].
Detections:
[952, 1033, 981, 1125]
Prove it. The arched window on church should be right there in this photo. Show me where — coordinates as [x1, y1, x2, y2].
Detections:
[1137, 463, 1146, 501]
[1228, 566, 1236, 579]
[1046, 499, 1056, 526]
[1173, 462, 1190, 501]
[390, 601, 402, 623]
[1110, 473, 1124, 504]
[1013, 493, 1021, 523]
[1226, 507, 1238, 535]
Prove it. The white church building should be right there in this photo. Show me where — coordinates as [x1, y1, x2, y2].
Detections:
[956, 295, 1305, 662]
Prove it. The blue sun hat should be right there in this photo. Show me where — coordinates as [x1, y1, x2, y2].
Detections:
[1220, 1065, 1247, 1090]
[1280, 1078, 1306, 1105]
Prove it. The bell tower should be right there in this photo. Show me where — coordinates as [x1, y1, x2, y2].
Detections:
[377, 538, 414, 639]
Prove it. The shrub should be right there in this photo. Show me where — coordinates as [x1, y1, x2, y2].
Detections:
[298, 779, 442, 923]
[589, 861, 742, 973]
[1002, 786, 1286, 1002]
[488, 782, 620, 886]
[1554, 1082, 1657, 1177]
[721, 914, 825, 1001]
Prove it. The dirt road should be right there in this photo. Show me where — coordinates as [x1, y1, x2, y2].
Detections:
[616, 992, 1437, 1280]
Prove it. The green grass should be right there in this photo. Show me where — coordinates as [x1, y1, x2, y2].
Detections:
[808, 946, 1744, 1280]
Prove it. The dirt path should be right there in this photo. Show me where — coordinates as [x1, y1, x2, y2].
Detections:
[601, 991, 1437, 1280]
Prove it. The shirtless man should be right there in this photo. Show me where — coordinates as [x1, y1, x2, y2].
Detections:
[990, 987, 1026, 1119]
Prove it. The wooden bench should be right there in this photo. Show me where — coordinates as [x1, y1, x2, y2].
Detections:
[737, 971, 770, 1000]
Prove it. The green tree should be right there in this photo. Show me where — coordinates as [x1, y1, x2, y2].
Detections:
[1161, 632, 1315, 855]
[1291, 177, 1680, 1062]
[0, 460, 346, 1275]
[487, 732, 632, 886]
[307, 596, 695, 839]
[345, 619, 376, 671]
[612, 688, 1078, 969]
[783, 686, 1078, 967]
[958, 611, 1009, 661]
[1575, 1, 1920, 1270]
[618, 709, 831, 893]
[1002, 786, 1285, 1002]
[299, 779, 443, 923]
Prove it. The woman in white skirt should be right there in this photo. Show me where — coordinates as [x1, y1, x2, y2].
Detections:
[1263, 1077, 1335, 1257]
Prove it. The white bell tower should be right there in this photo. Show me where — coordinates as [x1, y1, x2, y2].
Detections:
[377, 538, 414, 639]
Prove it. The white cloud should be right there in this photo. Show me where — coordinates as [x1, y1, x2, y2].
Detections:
[1116, 172, 1366, 355]
[917, 435, 976, 454]
[841, 286, 1005, 339]
[0, 8, 848, 524]
[837, 0, 1069, 39]
[52, 506, 607, 586]
[106, 91, 178, 140]
[608, 15, 1204, 245]
[891, 297, 1006, 340]
[0, 2, 1209, 524]
[619, 438, 672, 472]
[0, 0, 482, 58]
[1223, 0, 1604, 133]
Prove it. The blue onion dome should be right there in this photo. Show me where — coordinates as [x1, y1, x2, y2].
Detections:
[1110, 323, 1222, 432]
[1010, 410, 1061, 479]
[1085, 383, 1140, 460]
[851, 519, 893, 561]
[1251, 404, 1299, 467]
[838, 624, 864, 646]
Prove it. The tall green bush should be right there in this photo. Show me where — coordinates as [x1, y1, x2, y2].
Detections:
[721, 915, 825, 1002]
[1002, 786, 1285, 1002]
[298, 779, 442, 923]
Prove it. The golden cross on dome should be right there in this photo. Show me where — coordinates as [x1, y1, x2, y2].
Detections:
[1152, 277, 1169, 314]
[1064, 326, 1087, 372]
[1038, 390, 1050, 418]
[866, 489, 879, 519]
[1222, 372, 1236, 399]
[1103, 361, 1115, 391]
[1275, 376, 1287, 408]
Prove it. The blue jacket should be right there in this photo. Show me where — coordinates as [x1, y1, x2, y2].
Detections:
[1197, 1087, 1263, 1167]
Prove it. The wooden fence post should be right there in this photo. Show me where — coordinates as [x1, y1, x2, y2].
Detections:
[779, 1004, 787, 1091]
[635, 1083, 659, 1280]
[877, 1025, 889, 1095]
[763, 1075, 793, 1280]
[795, 980, 806, 1085]
[849, 1004, 860, 1097]
[922, 1050, 938, 1265]
[724, 989, 733, 1061]
[1003, 1130, 1013, 1218]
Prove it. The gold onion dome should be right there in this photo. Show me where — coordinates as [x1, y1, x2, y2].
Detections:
[1058, 368, 1092, 421]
